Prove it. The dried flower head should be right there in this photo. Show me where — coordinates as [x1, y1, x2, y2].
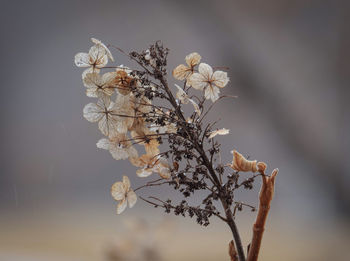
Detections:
[189, 63, 229, 102]
[111, 176, 137, 214]
[172, 52, 201, 82]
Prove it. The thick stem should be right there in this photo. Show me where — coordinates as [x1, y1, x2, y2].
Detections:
[247, 169, 278, 261]
[228, 217, 245, 261]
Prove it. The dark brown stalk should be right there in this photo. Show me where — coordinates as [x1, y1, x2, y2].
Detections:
[159, 75, 246, 261]
[247, 169, 278, 261]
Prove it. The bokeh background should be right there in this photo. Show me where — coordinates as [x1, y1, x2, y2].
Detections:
[1, 0, 349, 260]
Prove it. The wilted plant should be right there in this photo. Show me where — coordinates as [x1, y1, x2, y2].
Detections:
[75, 39, 278, 261]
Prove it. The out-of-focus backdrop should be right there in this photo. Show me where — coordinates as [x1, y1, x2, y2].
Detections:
[1, 0, 349, 260]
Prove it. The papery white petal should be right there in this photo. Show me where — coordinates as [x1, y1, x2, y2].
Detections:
[83, 103, 103, 122]
[212, 71, 229, 88]
[75, 52, 90, 67]
[198, 63, 213, 79]
[111, 181, 126, 200]
[127, 190, 137, 208]
[117, 198, 127, 214]
[96, 138, 110, 150]
[204, 86, 220, 102]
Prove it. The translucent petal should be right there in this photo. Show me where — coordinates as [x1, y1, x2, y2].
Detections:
[185, 52, 201, 67]
[98, 116, 109, 136]
[123, 176, 131, 191]
[89, 45, 108, 68]
[198, 63, 213, 79]
[212, 71, 229, 88]
[204, 85, 220, 102]
[109, 144, 129, 160]
[83, 103, 103, 122]
[96, 138, 110, 150]
[111, 181, 126, 200]
[175, 84, 189, 104]
[91, 38, 114, 62]
[83, 72, 102, 88]
[188, 73, 207, 90]
[127, 190, 137, 208]
[117, 198, 127, 214]
[74, 52, 90, 67]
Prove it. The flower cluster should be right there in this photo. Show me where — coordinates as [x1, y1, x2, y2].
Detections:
[75, 39, 278, 261]
[75, 39, 233, 214]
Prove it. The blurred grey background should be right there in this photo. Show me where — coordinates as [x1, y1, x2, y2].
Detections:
[1, 0, 349, 260]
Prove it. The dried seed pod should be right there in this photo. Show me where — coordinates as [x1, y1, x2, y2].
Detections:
[229, 150, 258, 172]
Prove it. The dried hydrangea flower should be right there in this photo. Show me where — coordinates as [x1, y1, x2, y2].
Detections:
[111, 176, 137, 214]
[189, 63, 229, 102]
[208, 128, 230, 139]
[83, 72, 117, 98]
[75, 44, 109, 77]
[229, 150, 258, 172]
[173, 52, 201, 82]
[83, 96, 132, 138]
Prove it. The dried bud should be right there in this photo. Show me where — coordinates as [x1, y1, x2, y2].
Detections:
[257, 161, 267, 174]
[229, 150, 257, 172]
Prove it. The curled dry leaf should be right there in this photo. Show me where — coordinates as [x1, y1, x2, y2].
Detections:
[229, 150, 258, 172]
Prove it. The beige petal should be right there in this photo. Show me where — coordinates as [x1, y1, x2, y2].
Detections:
[127, 190, 137, 208]
[173, 64, 191, 80]
[123, 176, 131, 191]
[212, 71, 229, 88]
[117, 198, 127, 214]
[83, 103, 103, 122]
[185, 52, 201, 67]
[111, 181, 126, 200]
[136, 168, 153, 178]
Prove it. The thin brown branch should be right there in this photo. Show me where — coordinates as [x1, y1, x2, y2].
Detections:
[247, 168, 278, 261]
